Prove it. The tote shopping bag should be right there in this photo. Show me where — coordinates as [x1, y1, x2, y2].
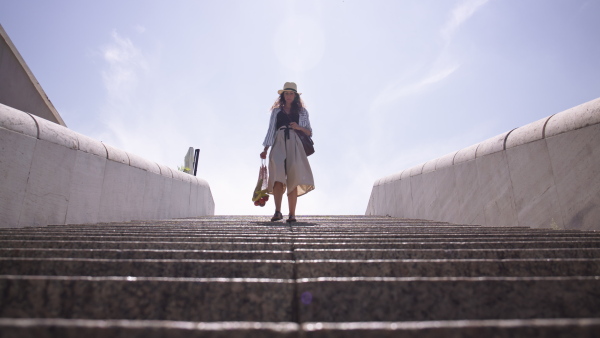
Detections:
[252, 159, 269, 206]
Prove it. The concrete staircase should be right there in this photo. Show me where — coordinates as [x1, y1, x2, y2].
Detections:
[1, 215, 599, 337]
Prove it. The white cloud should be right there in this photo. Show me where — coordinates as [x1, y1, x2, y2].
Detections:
[370, 0, 491, 113]
[441, 0, 490, 44]
[371, 65, 460, 110]
[101, 30, 148, 101]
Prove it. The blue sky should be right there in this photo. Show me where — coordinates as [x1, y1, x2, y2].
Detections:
[1, 0, 599, 216]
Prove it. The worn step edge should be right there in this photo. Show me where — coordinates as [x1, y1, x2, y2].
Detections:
[0, 276, 296, 321]
[3, 248, 600, 260]
[1, 318, 599, 338]
[302, 319, 600, 337]
[0, 248, 294, 260]
[3, 237, 600, 245]
[4, 235, 599, 241]
[0, 319, 298, 338]
[296, 276, 600, 322]
[2, 257, 599, 278]
[0, 258, 295, 278]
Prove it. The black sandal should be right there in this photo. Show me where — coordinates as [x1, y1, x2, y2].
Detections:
[271, 211, 283, 222]
[286, 215, 297, 223]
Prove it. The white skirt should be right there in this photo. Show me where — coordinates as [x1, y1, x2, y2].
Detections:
[268, 127, 315, 196]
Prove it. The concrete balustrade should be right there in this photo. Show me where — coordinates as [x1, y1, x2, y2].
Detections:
[367, 97, 600, 230]
[0, 103, 214, 228]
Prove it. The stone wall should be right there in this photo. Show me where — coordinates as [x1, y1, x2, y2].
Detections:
[366, 97, 600, 230]
[0, 103, 215, 228]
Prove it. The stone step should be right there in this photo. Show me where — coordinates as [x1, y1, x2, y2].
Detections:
[297, 276, 600, 322]
[0, 240, 293, 250]
[2, 215, 599, 337]
[297, 259, 600, 278]
[294, 239, 600, 249]
[1, 257, 599, 278]
[0, 319, 298, 338]
[2, 318, 600, 338]
[0, 258, 294, 278]
[0, 248, 293, 260]
[0, 275, 294, 322]
[295, 241, 600, 249]
[3, 230, 600, 238]
[3, 231, 599, 241]
[31, 227, 548, 236]
[2, 275, 598, 322]
[0, 225, 586, 233]
[301, 248, 600, 259]
[301, 319, 600, 338]
[3, 247, 600, 261]
[295, 247, 600, 259]
[2, 239, 600, 251]
[0, 241, 600, 259]
[2, 235, 600, 246]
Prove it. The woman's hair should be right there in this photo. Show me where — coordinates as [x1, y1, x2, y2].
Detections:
[271, 92, 305, 114]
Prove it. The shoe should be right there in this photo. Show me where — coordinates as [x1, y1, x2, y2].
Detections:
[286, 215, 297, 223]
[271, 211, 283, 222]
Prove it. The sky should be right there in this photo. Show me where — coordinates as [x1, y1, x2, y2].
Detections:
[1, 0, 599, 216]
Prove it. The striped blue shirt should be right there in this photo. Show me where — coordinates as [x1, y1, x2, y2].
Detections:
[262, 107, 312, 147]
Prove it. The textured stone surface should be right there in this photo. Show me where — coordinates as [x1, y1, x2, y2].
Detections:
[544, 97, 600, 138]
[98, 162, 149, 223]
[0, 319, 299, 338]
[0, 257, 295, 278]
[452, 160, 484, 225]
[294, 247, 600, 259]
[127, 151, 160, 174]
[506, 139, 563, 228]
[505, 117, 547, 149]
[0, 276, 294, 321]
[430, 167, 457, 222]
[547, 123, 600, 230]
[367, 97, 600, 231]
[1, 216, 599, 337]
[408, 174, 429, 221]
[0, 248, 293, 260]
[476, 151, 518, 227]
[302, 319, 600, 338]
[19, 140, 77, 227]
[1, 105, 215, 227]
[476, 130, 511, 157]
[140, 173, 167, 221]
[295, 259, 600, 278]
[1, 318, 600, 338]
[0, 103, 38, 137]
[0, 128, 36, 228]
[32, 114, 77, 150]
[297, 277, 600, 322]
[453, 143, 479, 164]
[73, 131, 107, 157]
[64, 151, 106, 225]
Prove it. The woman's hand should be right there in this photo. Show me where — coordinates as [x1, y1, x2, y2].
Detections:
[260, 147, 269, 159]
[290, 122, 311, 136]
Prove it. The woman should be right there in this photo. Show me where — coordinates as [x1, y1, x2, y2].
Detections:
[260, 82, 314, 223]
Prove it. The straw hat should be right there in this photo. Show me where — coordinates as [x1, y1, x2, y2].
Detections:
[278, 82, 301, 95]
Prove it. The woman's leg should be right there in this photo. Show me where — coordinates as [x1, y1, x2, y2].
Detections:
[287, 187, 298, 217]
[273, 182, 284, 212]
